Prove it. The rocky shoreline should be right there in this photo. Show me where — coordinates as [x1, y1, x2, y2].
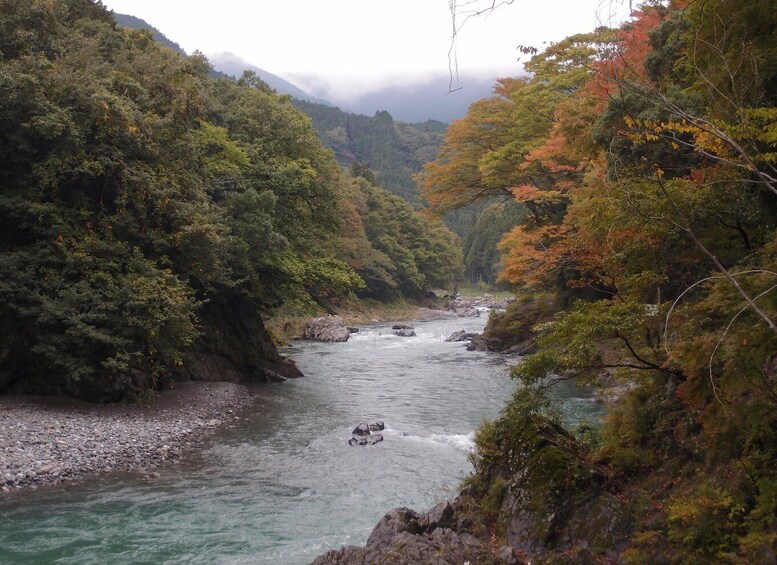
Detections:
[0, 381, 255, 496]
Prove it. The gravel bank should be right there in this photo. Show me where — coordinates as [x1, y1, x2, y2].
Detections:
[0, 382, 256, 496]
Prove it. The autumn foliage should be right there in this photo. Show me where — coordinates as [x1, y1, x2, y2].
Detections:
[423, 0, 777, 561]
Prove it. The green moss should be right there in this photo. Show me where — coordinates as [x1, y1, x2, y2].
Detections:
[482, 476, 508, 520]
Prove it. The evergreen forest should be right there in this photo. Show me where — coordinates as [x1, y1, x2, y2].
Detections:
[0, 0, 462, 401]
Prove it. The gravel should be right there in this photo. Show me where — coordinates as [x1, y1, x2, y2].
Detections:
[0, 382, 256, 496]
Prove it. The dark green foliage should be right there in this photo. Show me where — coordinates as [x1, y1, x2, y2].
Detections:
[344, 176, 463, 300]
[0, 0, 367, 400]
[0, 0, 462, 401]
[291, 99, 446, 202]
[461, 201, 526, 284]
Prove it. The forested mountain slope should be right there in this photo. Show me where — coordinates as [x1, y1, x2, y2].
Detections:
[0, 0, 462, 402]
[114, 11, 503, 282]
[292, 100, 447, 202]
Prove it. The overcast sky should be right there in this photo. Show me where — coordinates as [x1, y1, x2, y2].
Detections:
[100, 0, 631, 101]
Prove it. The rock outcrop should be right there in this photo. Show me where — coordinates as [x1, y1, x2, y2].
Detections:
[465, 333, 505, 352]
[311, 505, 517, 565]
[303, 316, 351, 343]
[445, 330, 477, 343]
[187, 290, 303, 385]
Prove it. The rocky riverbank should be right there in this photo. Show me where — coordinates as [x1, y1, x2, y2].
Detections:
[0, 382, 255, 496]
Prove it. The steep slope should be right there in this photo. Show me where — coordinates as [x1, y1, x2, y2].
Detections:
[293, 100, 446, 202]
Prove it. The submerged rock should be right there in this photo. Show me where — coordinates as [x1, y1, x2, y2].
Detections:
[302, 315, 350, 343]
[393, 328, 416, 337]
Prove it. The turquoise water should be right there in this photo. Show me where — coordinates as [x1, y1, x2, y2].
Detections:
[0, 316, 603, 564]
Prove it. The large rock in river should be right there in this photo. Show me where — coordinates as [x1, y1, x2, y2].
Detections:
[445, 330, 477, 342]
[303, 315, 350, 342]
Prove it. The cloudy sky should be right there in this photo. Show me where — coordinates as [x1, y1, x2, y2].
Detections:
[100, 0, 630, 101]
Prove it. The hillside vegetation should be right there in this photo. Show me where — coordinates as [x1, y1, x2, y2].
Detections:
[418, 0, 777, 561]
[0, 0, 461, 401]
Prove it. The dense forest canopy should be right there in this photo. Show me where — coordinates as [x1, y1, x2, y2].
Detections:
[421, 0, 777, 560]
[0, 0, 462, 401]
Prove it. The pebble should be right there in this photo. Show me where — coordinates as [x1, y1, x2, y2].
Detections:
[0, 382, 255, 495]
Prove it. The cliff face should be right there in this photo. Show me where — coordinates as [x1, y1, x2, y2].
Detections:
[184, 289, 303, 385]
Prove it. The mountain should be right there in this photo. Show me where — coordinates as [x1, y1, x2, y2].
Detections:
[111, 11, 446, 203]
[113, 14, 323, 103]
[113, 13, 186, 54]
[207, 52, 328, 104]
[292, 100, 446, 202]
[338, 74, 499, 123]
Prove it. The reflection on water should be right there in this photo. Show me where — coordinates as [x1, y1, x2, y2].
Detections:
[0, 316, 603, 564]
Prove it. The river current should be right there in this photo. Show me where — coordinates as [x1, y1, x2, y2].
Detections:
[0, 315, 602, 564]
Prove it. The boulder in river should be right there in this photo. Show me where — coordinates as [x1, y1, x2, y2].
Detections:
[393, 328, 416, 337]
[302, 315, 350, 342]
[391, 323, 414, 330]
[348, 421, 386, 445]
[348, 434, 384, 446]
[369, 421, 385, 432]
[454, 307, 481, 318]
[352, 422, 371, 436]
[445, 330, 477, 342]
[346, 326, 359, 334]
[466, 333, 505, 352]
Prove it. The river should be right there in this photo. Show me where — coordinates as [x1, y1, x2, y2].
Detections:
[0, 315, 603, 564]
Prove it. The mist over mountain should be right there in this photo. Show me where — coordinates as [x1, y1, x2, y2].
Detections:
[329, 74, 500, 123]
[207, 52, 329, 105]
[114, 12, 501, 124]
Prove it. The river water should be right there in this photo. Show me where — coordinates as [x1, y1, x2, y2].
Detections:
[0, 315, 602, 564]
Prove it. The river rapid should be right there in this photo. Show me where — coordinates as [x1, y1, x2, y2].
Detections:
[0, 315, 602, 564]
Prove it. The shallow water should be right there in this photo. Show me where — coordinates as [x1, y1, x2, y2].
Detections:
[0, 315, 603, 564]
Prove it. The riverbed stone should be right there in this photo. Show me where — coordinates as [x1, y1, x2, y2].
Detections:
[393, 328, 416, 337]
[0, 381, 255, 493]
[368, 421, 384, 432]
[302, 315, 350, 342]
[391, 323, 415, 330]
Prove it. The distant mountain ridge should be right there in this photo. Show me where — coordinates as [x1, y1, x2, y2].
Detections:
[206, 52, 329, 105]
[113, 13, 323, 102]
[331, 74, 498, 123]
[113, 14, 185, 54]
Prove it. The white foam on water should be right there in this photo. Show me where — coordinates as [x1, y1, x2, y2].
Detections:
[383, 429, 476, 452]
